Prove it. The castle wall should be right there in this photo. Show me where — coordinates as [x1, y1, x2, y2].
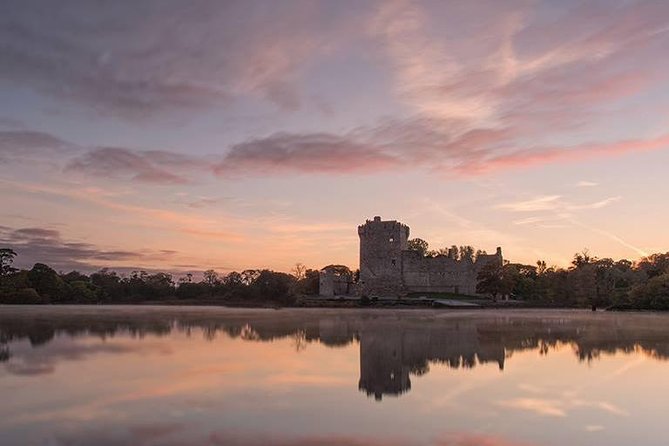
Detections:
[319, 266, 353, 297]
[401, 251, 479, 295]
[358, 216, 503, 297]
[319, 272, 334, 297]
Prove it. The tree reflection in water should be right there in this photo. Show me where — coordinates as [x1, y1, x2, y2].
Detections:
[2, 307, 669, 400]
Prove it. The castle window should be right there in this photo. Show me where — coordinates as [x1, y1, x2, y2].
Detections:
[391, 259, 396, 266]
[389, 237, 394, 242]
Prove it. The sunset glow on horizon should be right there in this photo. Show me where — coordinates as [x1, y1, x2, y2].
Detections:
[1, 0, 669, 275]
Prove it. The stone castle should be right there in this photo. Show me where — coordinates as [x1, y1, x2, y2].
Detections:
[321, 216, 502, 297]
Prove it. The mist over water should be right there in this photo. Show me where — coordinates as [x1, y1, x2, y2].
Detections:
[2, 306, 669, 445]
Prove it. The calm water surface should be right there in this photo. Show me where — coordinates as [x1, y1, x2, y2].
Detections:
[2, 306, 669, 446]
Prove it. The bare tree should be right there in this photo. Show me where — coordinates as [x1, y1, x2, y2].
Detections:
[292, 262, 307, 280]
[203, 269, 219, 286]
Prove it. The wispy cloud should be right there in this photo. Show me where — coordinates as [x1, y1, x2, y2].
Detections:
[0, 1, 351, 118]
[0, 130, 77, 165]
[498, 398, 567, 417]
[567, 196, 621, 210]
[0, 178, 246, 243]
[497, 196, 562, 212]
[2, 119, 669, 185]
[369, 0, 669, 173]
[463, 133, 669, 175]
[3, 1, 669, 181]
[497, 191, 647, 257]
[566, 217, 649, 257]
[512, 217, 549, 226]
[0, 225, 144, 271]
[498, 195, 622, 213]
[498, 396, 628, 418]
[214, 133, 401, 176]
[65, 147, 204, 185]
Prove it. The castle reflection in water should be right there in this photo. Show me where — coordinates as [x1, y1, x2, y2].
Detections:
[2, 308, 669, 401]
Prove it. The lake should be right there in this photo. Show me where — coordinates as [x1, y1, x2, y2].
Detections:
[1, 306, 669, 446]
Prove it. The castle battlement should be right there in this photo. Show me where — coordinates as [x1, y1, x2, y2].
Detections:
[357, 216, 410, 238]
[320, 216, 503, 298]
[357, 216, 502, 297]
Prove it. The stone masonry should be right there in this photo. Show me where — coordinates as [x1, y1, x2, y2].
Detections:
[318, 265, 354, 297]
[358, 216, 502, 297]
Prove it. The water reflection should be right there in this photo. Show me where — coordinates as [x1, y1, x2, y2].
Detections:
[2, 307, 669, 401]
[3, 307, 669, 446]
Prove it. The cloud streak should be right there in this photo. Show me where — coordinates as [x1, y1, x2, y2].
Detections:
[497, 191, 648, 257]
[2, 124, 665, 186]
[464, 133, 669, 175]
[0, 225, 199, 272]
[498, 196, 562, 212]
[2, 1, 668, 182]
[0, 1, 354, 118]
[214, 133, 401, 176]
[66, 147, 203, 185]
[0, 130, 77, 165]
[498, 396, 628, 418]
[0, 225, 144, 271]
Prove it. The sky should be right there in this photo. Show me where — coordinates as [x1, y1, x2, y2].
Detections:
[1, 0, 669, 275]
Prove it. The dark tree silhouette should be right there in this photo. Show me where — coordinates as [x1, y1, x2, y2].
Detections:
[0, 248, 17, 276]
[1, 247, 668, 310]
[407, 238, 429, 256]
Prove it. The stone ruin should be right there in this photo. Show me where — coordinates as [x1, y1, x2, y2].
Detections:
[318, 264, 356, 297]
[320, 216, 503, 297]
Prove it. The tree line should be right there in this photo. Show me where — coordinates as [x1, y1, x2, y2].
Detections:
[1, 246, 669, 309]
[407, 238, 486, 262]
[476, 250, 669, 310]
[0, 249, 319, 305]
[406, 239, 669, 310]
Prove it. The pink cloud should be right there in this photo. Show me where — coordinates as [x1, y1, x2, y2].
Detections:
[461, 133, 669, 175]
[214, 133, 403, 176]
[4, 1, 669, 183]
[0, 1, 353, 118]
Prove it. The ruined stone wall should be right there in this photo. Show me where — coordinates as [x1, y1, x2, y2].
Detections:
[401, 250, 479, 295]
[474, 249, 504, 270]
[319, 271, 334, 297]
[357, 216, 502, 297]
[402, 248, 503, 296]
[319, 266, 353, 297]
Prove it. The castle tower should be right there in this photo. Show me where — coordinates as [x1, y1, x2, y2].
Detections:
[358, 216, 409, 297]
